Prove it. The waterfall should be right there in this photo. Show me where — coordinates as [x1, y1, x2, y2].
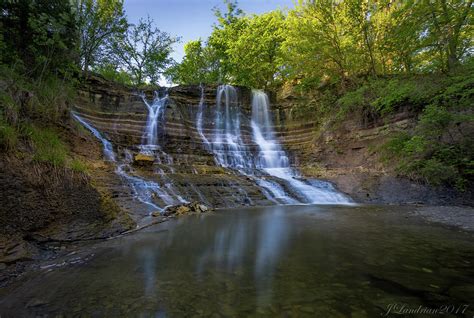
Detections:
[72, 113, 116, 162]
[141, 91, 168, 152]
[251, 90, 350, 204]
[195, 85, 350, 205]
[73, 84, 350, 212]
[71, 113, 185, 213]
[209, 85, 252, 169]
[196, 85, 211, 149]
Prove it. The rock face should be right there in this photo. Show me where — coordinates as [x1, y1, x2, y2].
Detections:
[73, 79, 275, 210]
[73, 75, 471, 206]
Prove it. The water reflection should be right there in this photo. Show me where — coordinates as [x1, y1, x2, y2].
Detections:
[1, 205, 473, 317]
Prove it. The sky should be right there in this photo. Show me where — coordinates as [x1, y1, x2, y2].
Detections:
[123, 0, 295, 63]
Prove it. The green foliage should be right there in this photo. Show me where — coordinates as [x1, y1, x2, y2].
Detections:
[335, 74, 460, 120]
[166, 40, 220, 85]
[94, 63, 133, 86]
[1, 0, 77, 76]
[380, 101, 473, 190]
[282, 0, 473, 87]
[23, 125, 67, 167]
[228, 11, 286, 88]
[75, 0, 127, 72]
[170, 2, 285, 88]
[0, 65, 75, 124]
[109, 16, 179, 86]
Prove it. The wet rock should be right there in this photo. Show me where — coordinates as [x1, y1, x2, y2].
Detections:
[133, 153, 155, 166]
[151, 211, 161, 217]
[162, 202, 212, 217]
[176, 206, 191, 215]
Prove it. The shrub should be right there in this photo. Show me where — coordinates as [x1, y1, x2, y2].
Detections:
[371, 80, 416, 115]
[380, 106, 472, 190]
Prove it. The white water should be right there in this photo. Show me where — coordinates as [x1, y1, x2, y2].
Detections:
[196, 85, 211, 149]
[195, 86, 350, 205]
[73, 85, 349, 211]
[71, 113, 184, 212]
[141, 91, 168, 152]
[72, 113, 115, 161]
[251, 90, 350, 204]
[210, 85, 252, 169]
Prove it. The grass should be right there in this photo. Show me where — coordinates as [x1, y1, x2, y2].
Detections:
[70, 158, 88, 173]
[0, 117, 18, 150]
[22, 124, 67, 167]
[0, 65, 83, 170]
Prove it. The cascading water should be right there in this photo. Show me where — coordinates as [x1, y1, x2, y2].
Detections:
[72, 113, 115, 162]
[139, 91, 188, 207]
[195, 85, 350, 205]
[251, 90, 350, 204]
[71, 113, 184, 213]
[141, 91, 168, 152]
[73, 84, 349, 212]
[210, 85, 252, 169]
[196, 85, 211, 149]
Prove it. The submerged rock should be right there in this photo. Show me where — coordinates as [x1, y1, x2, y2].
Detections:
[160, 202, 212, 217]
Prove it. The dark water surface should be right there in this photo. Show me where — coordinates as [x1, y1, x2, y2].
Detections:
[1, 205, 473, 317]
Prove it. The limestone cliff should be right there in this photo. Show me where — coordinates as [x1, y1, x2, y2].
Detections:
[74, 76, 472, 206]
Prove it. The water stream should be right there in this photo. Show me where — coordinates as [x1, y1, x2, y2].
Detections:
[71, 113, 180, 212]
[1, 205, 472, 316]
[251, 90, 349, 204]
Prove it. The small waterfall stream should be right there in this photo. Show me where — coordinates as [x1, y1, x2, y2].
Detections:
[72, 111, 183, 213]
[72, 113, 115, 162]
[140, 91, 168, 153]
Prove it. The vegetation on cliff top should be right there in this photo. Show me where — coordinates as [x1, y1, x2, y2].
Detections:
[168, 0, 472, 89]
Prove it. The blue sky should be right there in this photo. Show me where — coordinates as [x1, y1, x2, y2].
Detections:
[123, 0, 295, 63]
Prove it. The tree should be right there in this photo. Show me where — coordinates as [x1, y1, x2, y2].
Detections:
[166, 39, 219, 84]
[111, 16, 179, 86]
[227, 11, 286, 88]
[173, 1, 285, 88]
[423, 0, 473, 71]
[207, 0, 246, 83]
[380, 0, 423, 73]
[283, 0, 353, 87]
[75, 0, 127, 73]
[0, 0, 77, 76]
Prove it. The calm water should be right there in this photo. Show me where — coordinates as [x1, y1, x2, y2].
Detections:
[1, 205, 473, 317]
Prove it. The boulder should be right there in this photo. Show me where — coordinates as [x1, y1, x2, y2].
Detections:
[133, 153, 155, 166]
